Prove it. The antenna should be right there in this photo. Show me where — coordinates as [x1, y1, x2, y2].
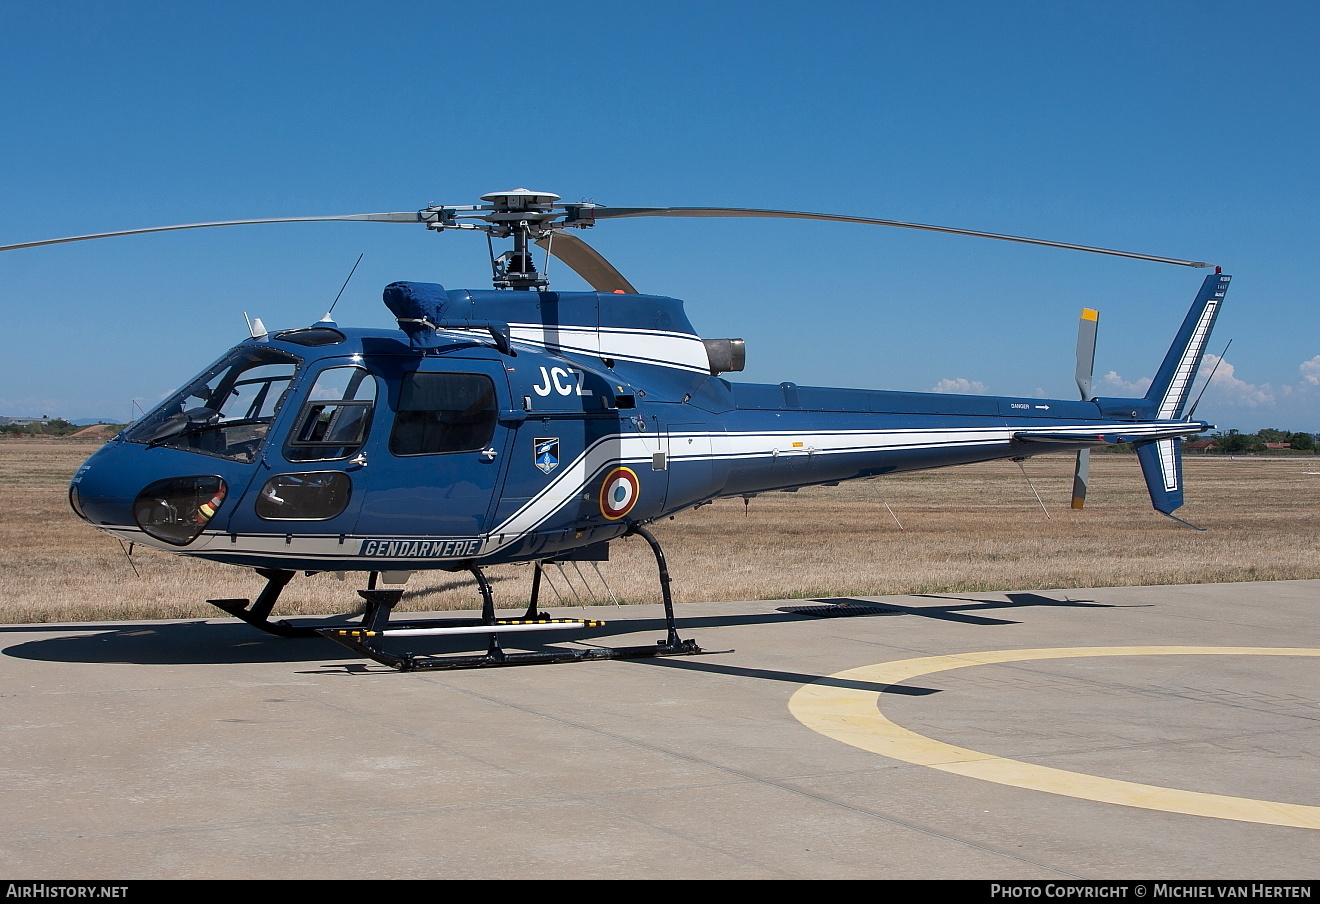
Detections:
[1014, 459, 1053, 520]
[1186, 339, 1232, 421]
[323, 253, 364, 322]
[243, 312, 268, 339]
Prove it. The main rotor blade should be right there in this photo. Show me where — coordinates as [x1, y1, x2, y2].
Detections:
[0, 212, 430, 253]
[536, 231, 638, 294]
[587, 207, 1211, 269]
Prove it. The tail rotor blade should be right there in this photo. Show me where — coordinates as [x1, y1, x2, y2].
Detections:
[1075, 307, 1098, 400]
[1072, 448, 1091, 510]
[1073, 307, 1099, 510]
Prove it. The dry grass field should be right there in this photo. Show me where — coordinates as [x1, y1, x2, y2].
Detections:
[1, 438, 1316, 624]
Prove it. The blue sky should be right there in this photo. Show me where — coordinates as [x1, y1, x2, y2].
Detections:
[1, 1, 1316, 431]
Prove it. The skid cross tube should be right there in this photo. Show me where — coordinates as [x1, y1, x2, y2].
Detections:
[523, 560, 546, 620]
[625, 523, 691, 650]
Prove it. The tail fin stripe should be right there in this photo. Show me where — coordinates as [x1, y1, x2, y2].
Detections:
[1157, 295, 1222, 419]
[1147, 273, 1231, 421]
[1157, 437, 1179, 492]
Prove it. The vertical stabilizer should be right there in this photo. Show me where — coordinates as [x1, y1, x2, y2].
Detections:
[1145, 272, 1231, 419]
[1135, 437, 1184, 514]
[1133, 272, 1230, 522]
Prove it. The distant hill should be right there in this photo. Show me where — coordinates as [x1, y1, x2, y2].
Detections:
[68, 424, 120, 439]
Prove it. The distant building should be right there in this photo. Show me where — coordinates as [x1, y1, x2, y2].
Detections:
[1185, 439, 1217, 453]
[0, 416, 50, 426]
[1264, 442, 1292, 450]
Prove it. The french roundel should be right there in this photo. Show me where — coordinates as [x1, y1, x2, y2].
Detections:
[599, 467, 641, 520]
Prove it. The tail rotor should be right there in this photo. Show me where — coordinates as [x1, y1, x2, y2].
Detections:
[1071, 308, 1099, 509]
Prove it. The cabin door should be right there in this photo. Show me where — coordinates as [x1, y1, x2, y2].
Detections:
[225, 358, 377, 540]
[353, 357, 513, 545]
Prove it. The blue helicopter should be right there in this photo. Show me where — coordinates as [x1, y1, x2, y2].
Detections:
[3, 189, 1229, 670]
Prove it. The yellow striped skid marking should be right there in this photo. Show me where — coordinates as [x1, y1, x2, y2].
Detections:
[789, 647, 1320, 829]
[340, 619, 606, 638]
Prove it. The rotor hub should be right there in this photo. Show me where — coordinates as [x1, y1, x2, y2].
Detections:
[479, 188, 561, 213]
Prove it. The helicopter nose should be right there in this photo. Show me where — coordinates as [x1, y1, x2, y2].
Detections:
[68, 442, 141, 528]
[69, 440, 236, 546]
[70, 443, 233, 548]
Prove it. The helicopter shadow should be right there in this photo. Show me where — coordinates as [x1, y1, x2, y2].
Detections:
[624, 590, 1124, 632]
[0, 570, 524, 666]
[0, 591, 1137, 668]
[811, 591, 1133, 626]
[623, 656, 941, 697]
[0, 612, 671, 667]
[603, 591, 1134, 695]
[0, 618, 362, 666]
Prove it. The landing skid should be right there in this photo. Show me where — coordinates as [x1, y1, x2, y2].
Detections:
[208, 525, 706, 671]
[209, 568, 320, 638]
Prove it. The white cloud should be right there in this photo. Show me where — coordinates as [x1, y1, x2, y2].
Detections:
[1198, 355, 1276, 407]
[1299, 355, 1320, 386]
[1097, 370, 1151, 396]
[1092, 356, 1316, 413]
[0, 396, 62, 417]
[1093, 355, 1320, 430]
[931, 378, 987, 394]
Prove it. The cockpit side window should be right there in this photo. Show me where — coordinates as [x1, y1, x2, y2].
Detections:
[285, 366, 377, 462]
[123, 347, 301, 464]
[389, 372, 497, 456]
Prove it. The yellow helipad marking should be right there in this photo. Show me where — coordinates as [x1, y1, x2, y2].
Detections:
[788, 646, 1320, 829]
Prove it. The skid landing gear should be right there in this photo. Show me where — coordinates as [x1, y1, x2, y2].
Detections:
[209, 568, 319, 638]
[321, 526, 702, 670]
[210, 526, 704, 671]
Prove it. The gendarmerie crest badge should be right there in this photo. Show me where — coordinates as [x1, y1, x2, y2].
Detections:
[534, 437, 560, 474]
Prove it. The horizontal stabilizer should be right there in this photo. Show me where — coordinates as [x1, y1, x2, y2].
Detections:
[1013, 423, 1206, 446]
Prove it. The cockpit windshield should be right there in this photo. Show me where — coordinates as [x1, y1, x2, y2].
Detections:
[123, 347, 301, 463]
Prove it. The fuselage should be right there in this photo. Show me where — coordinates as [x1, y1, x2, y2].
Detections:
[69, 287, 1205, 573]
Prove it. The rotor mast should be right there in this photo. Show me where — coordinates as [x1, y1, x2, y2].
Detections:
[473, 189, 565, 290]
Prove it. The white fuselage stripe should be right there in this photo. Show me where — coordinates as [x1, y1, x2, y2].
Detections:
[448, 323, 711, 373]
[109, 420, 1200, 563]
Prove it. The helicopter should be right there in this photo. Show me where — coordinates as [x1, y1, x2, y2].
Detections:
[2, 189, 1230, 671]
